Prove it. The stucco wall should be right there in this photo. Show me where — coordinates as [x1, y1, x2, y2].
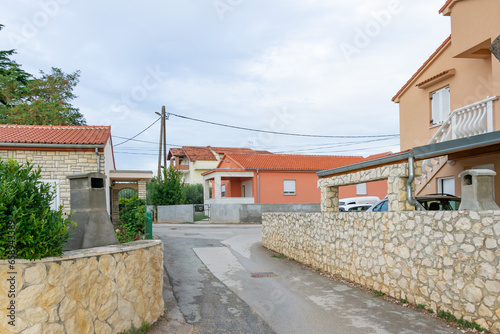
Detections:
[0, 240, 164, 334]
[263, 211, 500, 332]
[0, 149, 106, 214]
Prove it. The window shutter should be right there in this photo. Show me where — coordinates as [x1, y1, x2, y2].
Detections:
[283, 180, 296, 195]
[356, 183, 367, 195]
[40, 180, 60, 211]
[431, 86, 450, 125]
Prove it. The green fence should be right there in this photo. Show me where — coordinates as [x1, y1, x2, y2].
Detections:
[144, 212, 153, 240]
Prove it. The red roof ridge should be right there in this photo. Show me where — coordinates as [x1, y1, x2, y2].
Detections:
[392, 35, 451, 102]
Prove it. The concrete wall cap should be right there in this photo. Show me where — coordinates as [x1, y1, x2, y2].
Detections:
[458, 169, 496, 178]
[67, 172, 107, 180]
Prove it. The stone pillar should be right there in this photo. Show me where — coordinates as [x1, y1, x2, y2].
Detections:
[138, 180, 147, 199]
[214, 175, 222, 199]
[387, 162, 416, 211]
[204, 179, 211, 202]
[321, 186, 339, 212]
[112, 188, 120, 223]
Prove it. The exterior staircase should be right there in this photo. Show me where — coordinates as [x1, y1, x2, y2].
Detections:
[415, 96, 498, 194]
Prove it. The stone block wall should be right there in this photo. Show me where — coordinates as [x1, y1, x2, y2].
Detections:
[263, 211, 500, 332]
[0, 149, 105, 214]
[0, 240, 164, 334]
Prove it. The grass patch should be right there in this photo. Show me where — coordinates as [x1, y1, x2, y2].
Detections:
[372, 290, 385, 298]
[437, 310, 488, 332]
[195, 215, 209, 221]
[117, 322, 150, 334]
[416, 304, 426, 310]
[272, 253, 286, 259]
[399, 298, 408, 304]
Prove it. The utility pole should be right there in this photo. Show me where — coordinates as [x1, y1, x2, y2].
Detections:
[156, 106, 168, 181]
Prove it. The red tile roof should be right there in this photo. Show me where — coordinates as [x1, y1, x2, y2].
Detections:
[392, 36, 451, 102]
[0, 124, 111, 145]
[182, 146, 218, 161]
[221, 154, 367, 171]
[168, 146, 273, 162]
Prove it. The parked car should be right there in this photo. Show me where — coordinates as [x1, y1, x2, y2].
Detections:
[342, 204, 373, 212]
[339, 196, 380, 211]
[366, 194, 461, 212]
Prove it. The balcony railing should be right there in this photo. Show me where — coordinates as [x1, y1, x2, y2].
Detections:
[429, 96, 498, 145]
[417, 96, 498, 190]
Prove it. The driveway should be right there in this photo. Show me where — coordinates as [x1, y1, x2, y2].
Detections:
[155, 224, 463, 334]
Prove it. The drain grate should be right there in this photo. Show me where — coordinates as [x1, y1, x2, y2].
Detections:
[251, 272, 278, 278]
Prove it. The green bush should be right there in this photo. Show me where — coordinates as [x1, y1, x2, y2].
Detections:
[116, 195, 145, 243]
[184, 184, 204, 204]
[0, 158, 74, 260]
[147, 167, 186, 206]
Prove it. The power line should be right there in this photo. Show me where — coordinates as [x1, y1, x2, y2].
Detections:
[169, 112, 400, 139]
[113, 117, 161, 147]
[112, 136, 158, 145]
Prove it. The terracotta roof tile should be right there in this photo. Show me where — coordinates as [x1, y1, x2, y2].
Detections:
[392, 36, 451, 102]
[0, 124, 111, 145]
[222, 154, 367, 171]
[182, 146, 218, 161]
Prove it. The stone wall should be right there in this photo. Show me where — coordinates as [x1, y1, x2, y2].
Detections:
[0, 240, 164, 334]
[263, 211, 500, 332]
[0, 149, 105, 214]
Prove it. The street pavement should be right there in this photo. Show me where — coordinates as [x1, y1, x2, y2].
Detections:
[155, 224, 465, 334]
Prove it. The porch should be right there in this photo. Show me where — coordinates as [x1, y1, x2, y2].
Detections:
[203, 170, 255, 205]
[109, 170, 153, 222]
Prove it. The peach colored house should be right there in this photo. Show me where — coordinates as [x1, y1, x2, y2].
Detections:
[392, 0, 500, 201]
[203, 153, 387, 204]
[167, 146, 271, 185]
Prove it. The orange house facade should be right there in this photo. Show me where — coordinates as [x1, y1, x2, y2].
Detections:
[203, 153, 387, 204]
[393, 0, 500, 201]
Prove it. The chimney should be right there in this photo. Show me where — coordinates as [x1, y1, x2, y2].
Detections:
[65, 172, 119, 250]
[458, 169, 499, 210]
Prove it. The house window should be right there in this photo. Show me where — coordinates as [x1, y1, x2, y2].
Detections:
[356, 183, 367, 195]
[284, 180, 296, 195]
[431, 86, 450, 125]
[438, 177, 455, 195]
[40, 180, 60, 210]
[221, 185, 226, 198]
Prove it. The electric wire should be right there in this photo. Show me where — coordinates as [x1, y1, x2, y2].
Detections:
[113, 117, 161, 147]
[168, 112, 400, 139]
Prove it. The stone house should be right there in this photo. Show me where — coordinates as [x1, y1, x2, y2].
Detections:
[392, 0, 500, 201]
[0, 124, 152, 221]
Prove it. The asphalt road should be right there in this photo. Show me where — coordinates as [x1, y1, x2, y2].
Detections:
[156, 224, 464, 334]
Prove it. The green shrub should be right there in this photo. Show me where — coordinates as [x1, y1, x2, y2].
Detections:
[0, 158, 74, 260]
[116, 195, 145, 243]
[147, 167, 186, 206]
[119, 188, 137, 199]
[184, 184, 204, 204]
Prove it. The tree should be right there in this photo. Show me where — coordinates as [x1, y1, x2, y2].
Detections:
[184, 184, 204, 204]
[147, 167, 186, 206]
[0, 24, 85, 126]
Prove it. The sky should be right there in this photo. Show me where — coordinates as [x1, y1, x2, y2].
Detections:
[0, 0, 451, 173]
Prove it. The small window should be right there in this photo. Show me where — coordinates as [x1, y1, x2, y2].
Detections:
[40, 180, 60, 211]
[356, 183, 367, 195]
[221, 185, 226, 198]
[284, 180, 296, 195]
[431, 86, 450, 125]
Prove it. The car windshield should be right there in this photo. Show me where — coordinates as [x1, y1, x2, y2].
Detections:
[418, 198, 461, 210]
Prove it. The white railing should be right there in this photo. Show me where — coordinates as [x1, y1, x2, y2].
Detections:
[417, 96, 498, 189]
[429, 96, 498, 145]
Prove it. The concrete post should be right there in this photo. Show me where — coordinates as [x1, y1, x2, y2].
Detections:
[204, 179, 211, 202]
[214, 175, 222, 199]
